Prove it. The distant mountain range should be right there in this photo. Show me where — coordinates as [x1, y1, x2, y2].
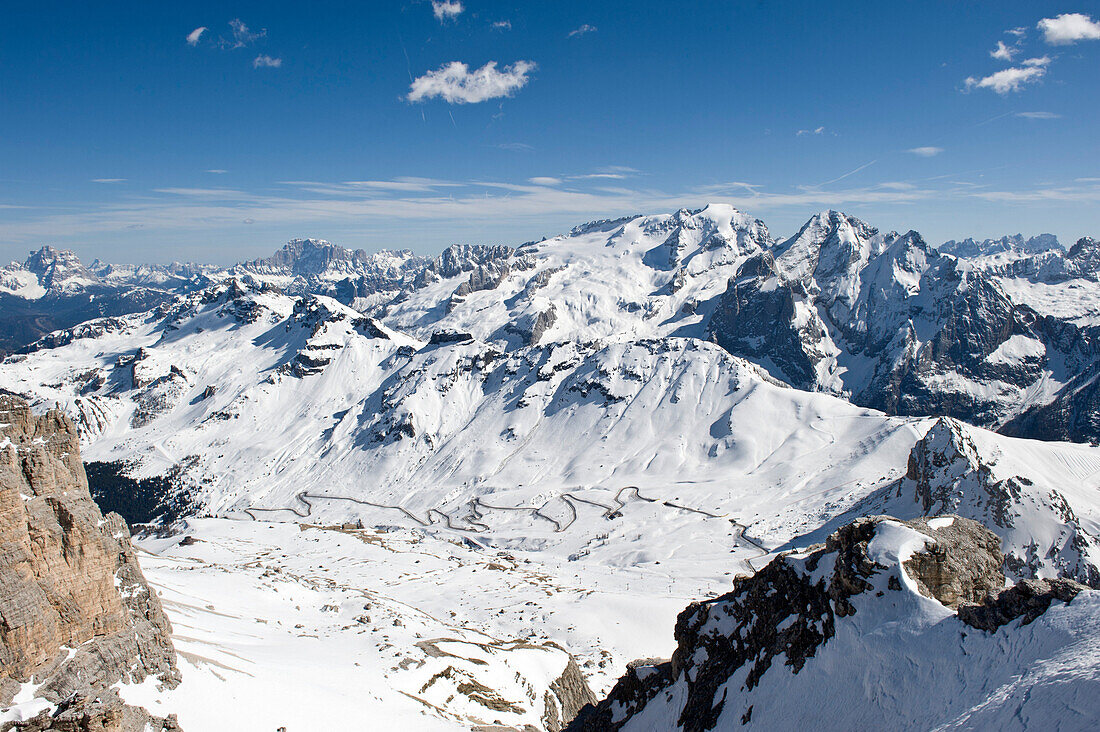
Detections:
[10, 206, 1095, 440]
[1, 204, 1098, 540]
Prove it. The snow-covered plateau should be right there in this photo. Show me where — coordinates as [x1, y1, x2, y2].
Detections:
[3, 204, 1100, 730]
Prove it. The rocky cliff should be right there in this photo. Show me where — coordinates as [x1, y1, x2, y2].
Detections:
[0, 394, 180, 731]
[570, 515, 1096, 731]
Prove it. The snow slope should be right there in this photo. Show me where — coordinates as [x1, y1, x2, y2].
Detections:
[124, 518, 727, 730]
[577, 516, 1100, 731]
[0, 280, 929, 555]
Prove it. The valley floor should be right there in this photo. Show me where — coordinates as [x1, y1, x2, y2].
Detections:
[128, 517, 755, 730]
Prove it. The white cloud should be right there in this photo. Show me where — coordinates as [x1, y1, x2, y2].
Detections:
[407, 60, 536, 104]
[205, 169, 229, 174]
[570, 173, 626, 180]
[1006, 27, 1027, 38]
[186, 27, 207, 46]
[496, 142, 533, 151]
[529, 177, 562, 186]
[432, 1, 464, 21]
[1016, 111, 1061, 119]
[91, 178, 126, 184]
[225, 19, 266, 48]
[964, 57, 1049, 94]
[492, 20, 512, 31]
[1038, 13, 1100, 45]
[990, 40, 1016, 61]
[907, 147, 944, 157]
[568, 24, 597, 37]
[796, 126, 825, 136]
[253, 55, 282, 68]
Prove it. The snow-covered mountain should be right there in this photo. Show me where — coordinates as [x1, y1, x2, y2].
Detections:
[705, 211, 1100, 441]
[5, 204, 1100, 729]
[0, 247, 215, 357]
[7, 206, 1100, 440]
[231, 238, 430, 300]
[940, 232, 1061, 260]
[3, 206, 1100, 532]
[794, 416, 1100, 587]
[0, 278, 924, 542]
[572, 514, 1099, 731]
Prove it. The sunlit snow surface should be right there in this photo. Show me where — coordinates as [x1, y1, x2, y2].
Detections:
[129, 518, 715, 730]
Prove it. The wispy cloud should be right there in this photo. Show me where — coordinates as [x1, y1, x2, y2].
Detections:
[964, 57, 1050, 94]
[907, 146, 944, 157]
[529, 177, 562, 186]
[10, 176, 1099, 246]
[432, 1, 464, 22]
[1016, 111, 1061, 119]
[972, 181, 1100, 203]
[492, 20, 512, 31]
[810, 160, 877, 187]
[91, 178, 126, 184]
[253, 54, 282, 69]
[990, 40, 1017, 61]
[278, 178, 463, 195]
[223, 19, 266, 49]
[205, 169, 229, 174]
[153, 187, 254, 199]
[407, 61, 536, 104]
[1038, 13, 1100, 45]
[796, 126, 825, 136]
[496, 142, 533, 151]
[186, 27, 207, 46]
[568, 24, 597, 37]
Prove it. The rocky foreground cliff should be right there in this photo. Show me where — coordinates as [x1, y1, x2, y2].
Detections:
[570, 515, 1099, 731]
[0, 394, 180, 731]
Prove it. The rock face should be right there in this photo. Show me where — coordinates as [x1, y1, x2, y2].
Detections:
[940, 233, 1061, 260]
[705, 211, 1088, 436]
[903, 418, 1100, 587]
[0, 395, 180, 731]
[405, 637, 596, 731]
[570, 515, 1093, 731]
[544, 654, 598, 732]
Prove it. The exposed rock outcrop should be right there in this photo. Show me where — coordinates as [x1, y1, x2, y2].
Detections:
[905, 418, 1100, 587]
[0, 395, 180, 731]
[704, 210, 1100, 442]
[958, 577, 1085, 631]
[570, 514, 1091, 731]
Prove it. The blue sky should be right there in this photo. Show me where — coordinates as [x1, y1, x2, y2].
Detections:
[2, 1, 1099, 264]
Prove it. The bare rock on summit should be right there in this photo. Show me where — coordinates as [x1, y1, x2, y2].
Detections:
[569, 514, 1091, 732]
[0, 394, 180, 731]
[901, 516, 1005, 608]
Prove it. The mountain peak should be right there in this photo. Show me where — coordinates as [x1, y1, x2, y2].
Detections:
[940, 234, 1062, 259]
[23, 245, 84, 273]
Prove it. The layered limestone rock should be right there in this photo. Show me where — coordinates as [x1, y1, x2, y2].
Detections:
[0, 395, 180, 731]
[570, 515, 1090, 731]
[704, 210, 1100, 442]
[905, 418, 1100, 587]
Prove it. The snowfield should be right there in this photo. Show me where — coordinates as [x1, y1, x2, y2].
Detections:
[127, 518, 714, 730]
